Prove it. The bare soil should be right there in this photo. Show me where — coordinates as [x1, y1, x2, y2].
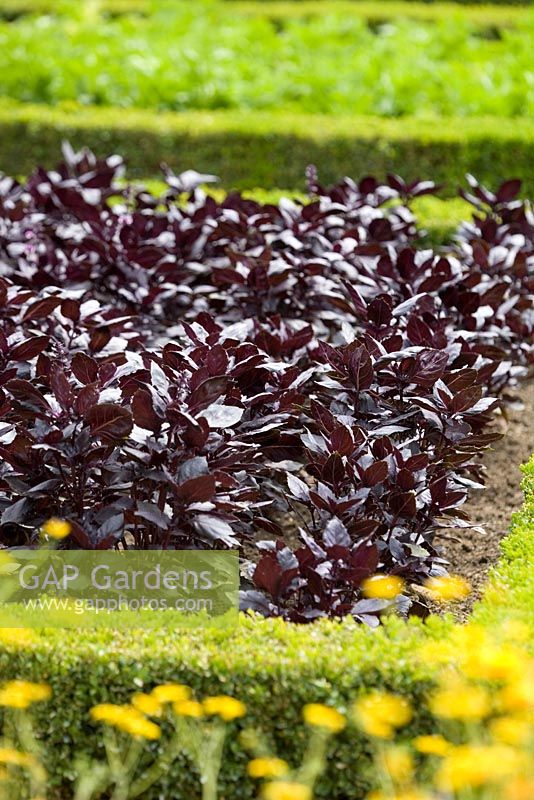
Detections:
[432, 380, 534, 620]
[255, 382, 534, 622]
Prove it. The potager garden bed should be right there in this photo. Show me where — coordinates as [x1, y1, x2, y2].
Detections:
[0, 147, 532, 799]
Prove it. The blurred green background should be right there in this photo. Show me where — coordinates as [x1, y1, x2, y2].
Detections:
[0, 0, 532, 231]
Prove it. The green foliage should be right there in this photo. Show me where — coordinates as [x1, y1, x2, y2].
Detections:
[0, 456, 532, 799]
[471, 456, 534, 632]
[233, 1, 532, 26]
[1, 101, 534, 195]
[233, 0, 530, 5]
[0, 3, 532, 117]
[0, 615, 444, 799]
[1, 1, 530, 26]
[1, 0, 530, 18]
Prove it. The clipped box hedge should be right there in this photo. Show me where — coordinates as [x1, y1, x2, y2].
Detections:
[234, 0, 529, 5]
[0, 456, 532, 799]
[233, 2, 531, 25]
[1, 1, 529, 27]
[1, 102, 534, 196]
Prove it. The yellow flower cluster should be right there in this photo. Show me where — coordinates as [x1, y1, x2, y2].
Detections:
[131, 692, 162, 717]
[361, 623, 534, 800]
[362, 575, 405, 600]
[248, 757, 289, 778]
[174, 699, 203, 718]
[354, 692, 412, 739]
[429, 682, 491, 721]
[203, 695, 246, 721]
[0, 680, 51, 709]
[302, 703, 346, 733]
[90, 703, 161, 740]
[0, 628, 34, 647]
[41, 518, 71, 540]
[367, 788, 437, 800]
[0, 747, 36, 768]
[368, 790, 432, 800]
[380, 747, 414, 783]
[262, 781, 311, 800]
[413, 734, 451, 756]
[424, 575, 471, 602]
[436, 744, 526, 791]
[89, 683, 247, 748]
[150, 683, 190, 704]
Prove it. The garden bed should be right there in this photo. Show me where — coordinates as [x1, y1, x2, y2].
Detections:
[428, 380, 534, 620]
[0, 149, 532, 623]
[0, 135, 532, 800]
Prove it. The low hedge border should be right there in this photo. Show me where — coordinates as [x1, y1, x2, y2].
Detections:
[0, 455, 532, 799]
[231, 0, 530, 5]
[1, 0, 529, 26]
[232, 2, 531, 25]
[1, 102, 534, 196]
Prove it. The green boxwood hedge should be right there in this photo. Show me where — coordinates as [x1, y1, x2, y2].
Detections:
[0, 455, 532, 799]
[233, 0, 529, 4]
[234, 2, 531, 25]
[1, 1, 529, 26]
[1, 0, 529, 16]
[1, 102, 534, 196]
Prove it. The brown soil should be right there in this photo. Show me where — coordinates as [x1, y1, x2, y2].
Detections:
[430, 379, 534, 620]
[253, 382, 534, 621]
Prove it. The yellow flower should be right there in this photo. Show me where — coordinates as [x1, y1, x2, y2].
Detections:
[124, 715, 161, 740]
[90, 704, 161, 740]
[437, 744, 524, 791]
[413, 734, 452, 756]
[367, 792, 433, 800]
[463, 644, 524, 682]
[498, 674, 534, 713]
[248, 757, 289, 778]
[430, 684, 490, 721]
[41, 518, 71, 539]
[500, 620, 530, 643]
[262, 781, 311, 800]
[91, 703, 125, 724]
[0, 629, 34, 647]
[0, 681, 51, 709]
[0, 747, 34, 767]
[173, 699, 204, 718]
[504, 777, 534, 800]
[424, 575, 470, 602]
[489, 715, 533, 745]
[353, 692, 412, 739]
[302, 703, 346, 733]
[151, 684, 191, 704]
[203, 695, 246, 721]
[380, 747, 413, 783]
[362, 575, 405, 600]
[418, 640, 454, 666]
[452, 623, 487, 651]
[131, 693, 162, 717]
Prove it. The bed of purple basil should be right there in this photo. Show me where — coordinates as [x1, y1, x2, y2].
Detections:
[0, 147, 532, 625]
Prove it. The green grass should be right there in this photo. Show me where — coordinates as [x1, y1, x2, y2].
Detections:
[0, 2, 532, 118]
[2, 102, 533, 195]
